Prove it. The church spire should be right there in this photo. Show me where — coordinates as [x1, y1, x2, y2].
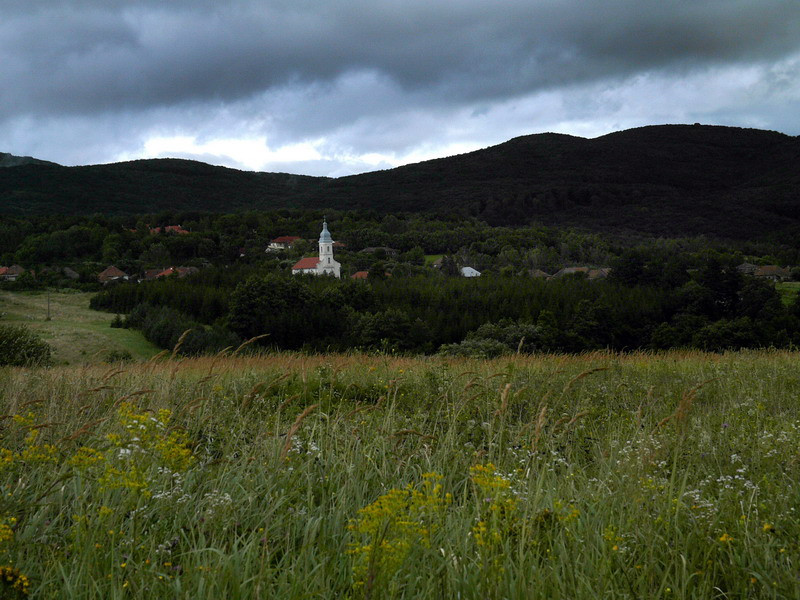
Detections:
[319, 217, 333, 244]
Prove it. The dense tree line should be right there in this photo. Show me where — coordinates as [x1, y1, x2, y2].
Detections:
[4, 211, 800, 285]
[90, 254, 800, 356]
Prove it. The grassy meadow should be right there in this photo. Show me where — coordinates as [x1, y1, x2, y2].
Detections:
[0, 291, 160, 364]
[1, 350, 800, 598]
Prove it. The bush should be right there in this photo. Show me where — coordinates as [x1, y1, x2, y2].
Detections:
[0, 325, 52, 367]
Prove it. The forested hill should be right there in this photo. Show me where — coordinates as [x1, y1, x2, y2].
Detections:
[2, 124, 799, 240]
[0, 152, 59, 168]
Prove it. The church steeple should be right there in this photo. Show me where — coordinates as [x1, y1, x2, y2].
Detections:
[319, 217, 333, 244]
[317, 217, 340, 278]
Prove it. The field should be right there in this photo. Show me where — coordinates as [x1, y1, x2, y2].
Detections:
[0, 291, 160, 364]
[1, 350, 799, 598]
[776, 281, 800, 307]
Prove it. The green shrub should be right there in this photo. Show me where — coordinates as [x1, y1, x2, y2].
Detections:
[0, 325, 52, 367]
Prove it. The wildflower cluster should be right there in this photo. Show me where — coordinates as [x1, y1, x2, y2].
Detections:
[0, 565, 30, 597]
[0, 517, 16, 545]
[82, 402, 195, 497]
[348, 473, 450, 594]
[0, 414, 58, 472]
[470, 463, 520, 552]
[112, 403, 194, 472]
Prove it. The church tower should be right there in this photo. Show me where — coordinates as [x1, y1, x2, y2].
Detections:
[318, 218, 341, 278]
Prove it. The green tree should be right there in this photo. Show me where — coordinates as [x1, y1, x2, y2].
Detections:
[0, 325, 52, 366]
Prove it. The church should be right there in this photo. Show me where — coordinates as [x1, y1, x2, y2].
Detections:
[290, 220, 341, 278]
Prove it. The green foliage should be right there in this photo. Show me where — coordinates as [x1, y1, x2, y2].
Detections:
[0, 324, 52, 366]
[439, 320, 540, 357]
[3, 352, 800, 597]
[2, 126, 799, 243]
[124, 304, 239, 356]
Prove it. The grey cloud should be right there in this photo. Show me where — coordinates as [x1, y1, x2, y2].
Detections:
[2, 1, 800, 175]
[3, 1, 799, 120]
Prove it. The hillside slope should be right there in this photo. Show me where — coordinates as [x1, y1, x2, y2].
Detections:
[2, 124, 798, 239]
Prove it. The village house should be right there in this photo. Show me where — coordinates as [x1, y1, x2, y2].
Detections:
[149, 225, 190, 235]
[460, 266, 481, 277]
[753, 265, 791, 281]
[291, 220, 341, 278]
[551, 266, 610, 280]
[359, 246, 399, 259]
[98, 265, 128, 284]
[267, 236, 302, 252]
[528, 269, 551, 278]
[0, 265, 26, 281]
[141, 266, 199, 281]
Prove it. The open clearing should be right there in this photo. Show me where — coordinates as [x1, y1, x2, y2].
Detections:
[0, 290, 160, 364]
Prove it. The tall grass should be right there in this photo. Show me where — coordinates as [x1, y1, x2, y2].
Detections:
[1, 350, 798, 598]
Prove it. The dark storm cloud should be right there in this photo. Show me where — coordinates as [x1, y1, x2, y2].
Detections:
[2, 0, 799, 119]
[1, 1, 799, 173]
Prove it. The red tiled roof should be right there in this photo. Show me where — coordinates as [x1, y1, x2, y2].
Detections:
[351, 271, 369, 279]
[0, 267, 7, 276]
[156, 267, 177, 278]
[754, 265, 790, 278]
[150, 225, 189, 235]
[98, 265, 127, 282]
[292, 257, 320, 270]
[272, 236, 301, 244]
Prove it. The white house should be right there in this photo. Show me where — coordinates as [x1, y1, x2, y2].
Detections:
[267, 236, 301, 252]
[291, 220, 341, 278]
[460, 266, 481, 277]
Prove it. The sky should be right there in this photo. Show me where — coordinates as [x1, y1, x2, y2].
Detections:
[1, 0, 799, 177]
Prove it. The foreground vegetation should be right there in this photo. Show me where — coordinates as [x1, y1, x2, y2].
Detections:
[2, 350, 799, 598]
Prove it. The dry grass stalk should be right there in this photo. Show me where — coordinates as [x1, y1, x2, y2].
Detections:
[114, 389, 156, 406]
[562, 367, 609, 396]
[233, 334, 270, 356]
[149, 350, 170, 363]
[101, 368, 126, 382]
[62, 417, 110, 441]
[494, 383, 512, 417]
[462, 379, 481, 392]
[653, 378, 716, 435]
[675, 378, 717, 429]
[78, 385, 114, 397]
[344, 402, 383, 419]
[280, 404, 319, 460]
[552, 416, 570, 431]
[531, 404, 548, 451]
[277, 393, 301, 413]
[171, 329, 194, 359]
[391, 429, 437, 449]
[566, 411, 589, 430]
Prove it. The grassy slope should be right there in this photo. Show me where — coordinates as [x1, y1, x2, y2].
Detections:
[0, 290, 160, 364]
[776, 281, 800, 306]
[2, 351, 800, 598]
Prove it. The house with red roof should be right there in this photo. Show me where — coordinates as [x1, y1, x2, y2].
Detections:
[753, 265, 791, 281]
[268, 236, 302, 252]
[98, 265, 128, 284]
[0, 265, 26, 281]
[149, 225, 190, 235]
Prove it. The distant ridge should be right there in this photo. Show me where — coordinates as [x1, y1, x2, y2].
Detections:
[0, 152, 60, 168]
[1, 124, 799, 240]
